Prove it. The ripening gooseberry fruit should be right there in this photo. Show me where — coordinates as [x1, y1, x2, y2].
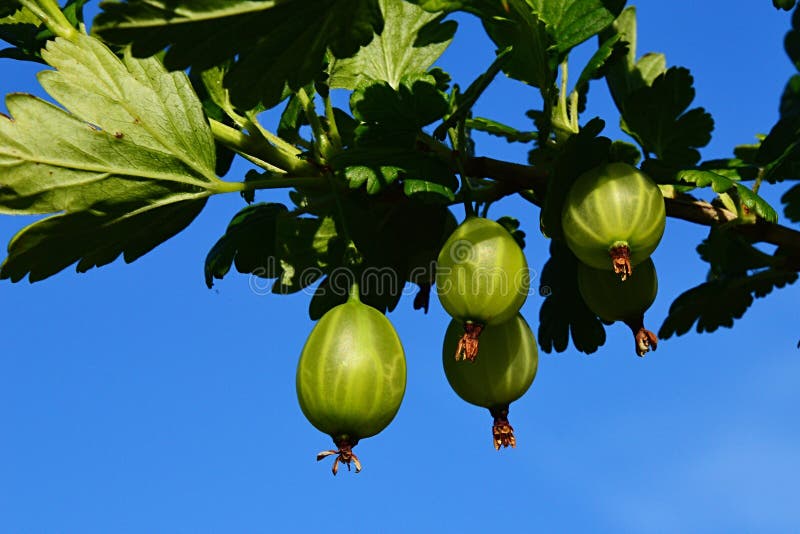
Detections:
[561, 162, 665, 280]
[442, 314, 538, 450]
[436, 217, 529, 362]
[296, 284, 406, 475]
[578, 257, 659, 356]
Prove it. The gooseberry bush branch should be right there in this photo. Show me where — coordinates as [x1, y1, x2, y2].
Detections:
[1, 0, 799, 352]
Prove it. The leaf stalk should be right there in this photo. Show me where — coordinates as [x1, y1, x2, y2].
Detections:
[19, 0, 78, 41]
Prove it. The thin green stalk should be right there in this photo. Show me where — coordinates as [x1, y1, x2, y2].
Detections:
[20, 0, 77, 40]
[753, 168, 765, 195]
[448, 124, 476, 217]
[296, 88, 333, 159]
[551, 61, 579, 142]
[209, 118, 316, 175]
[244, 111, 305, 159]
[212, 175, 327, 195]
[323, 92, 343, 152]
[348, 280, 361, 302]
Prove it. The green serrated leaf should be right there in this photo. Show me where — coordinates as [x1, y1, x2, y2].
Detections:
[340, 76, 452, 194]
[94, 0, 383, 109]
[677, 170, 778, 222]
[343, 164, 403, 193]
[538, 240, 607, 354]
[403, 179, 454, 202]
[464, 117, 537, 143]
[329, 0, 455, 90]
[635, 52, 666, 86]
[190, 68, 237, 177]
[573, 33, 622, 95]
[336, 145, 456, 195]
[412, 0, 554, 88]
[350, 75, 448, 127]
[600, 7, 667, 115]
[599, 5, 635, 109]
[528, 0, 624, 58]
[485, 0, 553, 88]
[0, 33, 221, 281]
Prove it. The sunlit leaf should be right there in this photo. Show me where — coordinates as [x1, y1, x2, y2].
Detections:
[677, 170, 778, 223]
[0, 33, 221, 281]
[329, 0, 455, 90]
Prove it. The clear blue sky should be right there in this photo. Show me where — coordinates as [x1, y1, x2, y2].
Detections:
[1, 2, 799, 532]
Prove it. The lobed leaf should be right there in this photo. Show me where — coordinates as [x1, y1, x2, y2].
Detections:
[660, 228, 797, 338]
[573, 33, 623, 95]
[0, 33, 220, 281]
[621, 67, 713, 167]
[538, 240, 607, 354]
[659, 269, 798, 338]
[2, 198, 207, 283]
[329, 0, 455, 90]
[204, 202, 289, 288]
[339, 76, 454, 196]
[528, 0, 625, 58]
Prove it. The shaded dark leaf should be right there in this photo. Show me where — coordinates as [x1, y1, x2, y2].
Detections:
[465, 117, 537, 143]
[95, 0, 383, 109]
[204, 203, 288, 288]
[538, 240, 607, 354]
[659, 269, 797, 338]
[495, 216, 526, 249]
[2, 198, 206, 282]
[621, 67, 713, 167]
